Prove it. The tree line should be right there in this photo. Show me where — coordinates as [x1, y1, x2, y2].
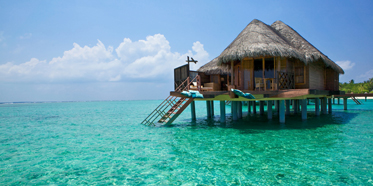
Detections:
[339, 78, 373, 94]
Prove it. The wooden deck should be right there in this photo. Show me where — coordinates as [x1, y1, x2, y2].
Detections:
[170, 89, 345, 101]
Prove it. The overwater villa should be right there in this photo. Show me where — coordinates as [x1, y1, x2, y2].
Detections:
[142, 19, 345, 126]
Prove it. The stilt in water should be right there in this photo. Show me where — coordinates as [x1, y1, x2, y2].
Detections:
[315, 98, 320, 116]
[206, 101, 211, 118]
[285, 100, 290, 115]
[328, 98, 332, 114]
[267, 100, 273, 120]
[253, 101, 257, 114]
[275, 100, 279, 113]
[220, 101, 226, 122]
[322, 97, 327, 114]
[279, 100, 285, 123]
[191, 101, 196, 120]
[301, 99, 307, 120]
[259, 101, 264, 115]
[237, 101, 242, 119]
[211, 101, 214, 117]
[247, 101, 251, 114]
[344, 97, 348, 110]
[232, 101, 238, 121]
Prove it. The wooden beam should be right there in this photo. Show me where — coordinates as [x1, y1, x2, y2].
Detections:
[259, 101, 264, 115]
[285, 100, 290, 115]
[237, 101, 242, 119]
[343, 97, 347, 110]
[232, 101, 238, 121]
[328, 98, 332, 114]
[231, 61, 234, 86]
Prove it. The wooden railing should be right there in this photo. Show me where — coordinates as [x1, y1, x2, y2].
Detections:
[277, 71, 294, 90]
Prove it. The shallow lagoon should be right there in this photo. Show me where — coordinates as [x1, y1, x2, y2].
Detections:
[1, 100, 372, 185]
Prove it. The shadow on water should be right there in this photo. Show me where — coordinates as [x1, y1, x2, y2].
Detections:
[162, 111, 359, 132]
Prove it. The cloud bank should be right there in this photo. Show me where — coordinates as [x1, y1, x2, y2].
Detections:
[0, 34, 209, 82]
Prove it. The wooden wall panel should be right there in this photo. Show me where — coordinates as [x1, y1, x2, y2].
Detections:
[325, 68, 339, 91]
[308, 61, 325, 90]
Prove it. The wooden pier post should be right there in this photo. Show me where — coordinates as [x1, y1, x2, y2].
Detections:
[285, 100, 290, 115]
[267, 100, 273, 120]
[275, 100, 279, 113]
[344, 97, 347, 110]
[322, 97, 327, 114]
[247, 101, 251, 114]
[191, 101, 196, 120]
[253, 101, 257, 114]
[211, 101, 214, 117]
[301, 99, 307, 120]
[293, 100, 298, 114]
[259, 101, 264, 115]
[220, 101, 226, 122]
[237, 101, 242, 119]
[232, 101, 238, 121]
[338, 98, 340, 105]
[315, 98, 320, 116]
[328, 98, 332, 114]
[279, 100, 285, 123]
[333, 98, 335, 104]
[206, 101, 211, 118]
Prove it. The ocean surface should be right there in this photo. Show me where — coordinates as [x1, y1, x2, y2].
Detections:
[1, 99, 373, 185]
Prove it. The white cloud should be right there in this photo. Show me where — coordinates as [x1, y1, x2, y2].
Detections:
[336, 60, 355, 70]
[358, 69, 373, 79]
[19, 33, 32, 39]
[0, 34, 209, 82]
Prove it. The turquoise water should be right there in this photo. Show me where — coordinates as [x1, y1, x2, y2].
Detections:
[1, 99, 373, 185]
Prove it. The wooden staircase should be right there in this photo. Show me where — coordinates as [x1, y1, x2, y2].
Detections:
[141, 75, 200, 126]
[351, 96, 362, 105]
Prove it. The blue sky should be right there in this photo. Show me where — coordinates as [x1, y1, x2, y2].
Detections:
[1, 0, 373, 102]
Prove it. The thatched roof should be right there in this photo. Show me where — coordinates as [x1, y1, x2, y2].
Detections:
[214, 19, 344, 74]
[197, 57, 229, 75]
[217, 19, 304, 65]
[271, 20, 344, 74]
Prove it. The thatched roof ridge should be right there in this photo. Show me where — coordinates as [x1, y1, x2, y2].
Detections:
[197, 57, 229, 75]
[217, 19, 305, 65]
[271, 20, 344, 74]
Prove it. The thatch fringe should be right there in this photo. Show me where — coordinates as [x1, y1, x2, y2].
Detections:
[197, 57, 229, 75]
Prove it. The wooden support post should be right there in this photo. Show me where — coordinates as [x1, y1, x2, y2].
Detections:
[211, 101, 214, 117]
[328, 98, 332, 114]
[232, 101, 238, 121]
[365, 96, 367, 102]
[344, 97, 347, 110]
[275, 100, 279, 113]
[338, 98, 340, 105]
[191, 101, 196, 120]
[237, 101, 242, 119]
[279, 100, 285, 123]
[247, 101, 251, 114]
[259, 101, 264, 115]
[267, 100, 273, 120]
[253, 101, 257, 114]
[293, 100, 298, 114]
[301, 99, 307, 120]
[285, 100, 290, 115]
[220, 101, 226, 122]
[333, 98, 335, 104]
[315, 98, 320, 116]
[322, 97, 327, 114]
[307, 99, 310, 105]
[206, 101, 211, 118]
